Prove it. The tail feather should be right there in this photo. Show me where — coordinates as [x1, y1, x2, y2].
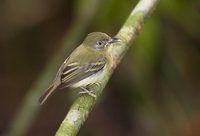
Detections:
[39, 83, 59, 105]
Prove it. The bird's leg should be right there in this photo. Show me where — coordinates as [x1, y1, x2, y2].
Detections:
[94, 82, 101, 87]
[79, 86, 96, 99]
[79, 82, 101, 98]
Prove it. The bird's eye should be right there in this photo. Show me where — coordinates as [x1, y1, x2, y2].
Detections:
[95, 40, 107, 50]
[97, 41, 102, 46]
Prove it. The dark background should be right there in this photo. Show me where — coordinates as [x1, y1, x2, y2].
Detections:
[0, 0, 200, 136]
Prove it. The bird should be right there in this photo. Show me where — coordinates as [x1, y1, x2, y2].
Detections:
[39, 32, 121, 105]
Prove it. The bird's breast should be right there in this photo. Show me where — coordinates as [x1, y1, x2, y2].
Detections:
[71, 67, 107, 88]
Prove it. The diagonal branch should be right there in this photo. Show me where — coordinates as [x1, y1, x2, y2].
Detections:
[55, 0, 159, 136]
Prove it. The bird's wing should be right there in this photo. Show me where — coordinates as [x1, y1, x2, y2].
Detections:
[60, 57, 106, 88]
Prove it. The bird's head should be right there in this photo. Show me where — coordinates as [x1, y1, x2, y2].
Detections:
[83, 32, 121, 51]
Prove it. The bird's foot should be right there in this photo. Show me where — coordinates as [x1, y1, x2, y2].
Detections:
[94, 82, 101, 87]
[79, 87, 96, 99]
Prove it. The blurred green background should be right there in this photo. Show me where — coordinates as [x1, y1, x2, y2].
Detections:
[0, 0, 200, 136]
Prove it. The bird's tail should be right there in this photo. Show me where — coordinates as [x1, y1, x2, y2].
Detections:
[39, 82, 59, 105]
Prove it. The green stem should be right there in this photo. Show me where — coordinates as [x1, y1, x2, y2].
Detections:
[55, 0, 159, 136]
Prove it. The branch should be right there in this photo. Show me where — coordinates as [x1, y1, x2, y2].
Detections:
[3, 0, 102, 136]
[55, 0, 159, 136]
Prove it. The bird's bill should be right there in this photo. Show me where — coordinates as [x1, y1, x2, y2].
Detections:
[109, 37, 122, 44]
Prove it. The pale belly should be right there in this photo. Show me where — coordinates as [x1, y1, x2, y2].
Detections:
[71, 68, 106, 88]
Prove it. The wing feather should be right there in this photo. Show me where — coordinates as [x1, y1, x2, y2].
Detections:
[60, 58, 106, 88]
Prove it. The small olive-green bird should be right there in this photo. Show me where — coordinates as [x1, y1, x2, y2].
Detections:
[39, 32, 121, 104]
